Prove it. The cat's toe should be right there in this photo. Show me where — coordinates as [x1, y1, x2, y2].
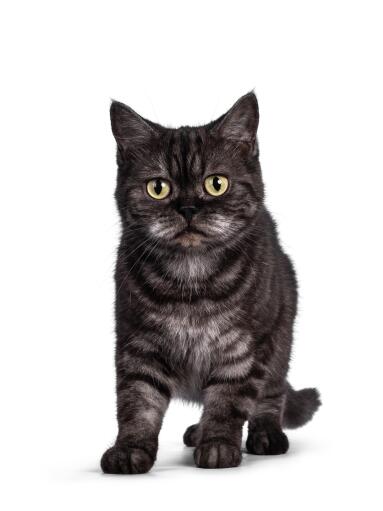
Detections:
[246, 425, 289, 455]
[194, 441, 241, 469]
[183, 424, 199, 447]
[101, 444, 154, 474]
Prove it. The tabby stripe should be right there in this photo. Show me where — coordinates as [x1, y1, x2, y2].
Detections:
[220, 350, 253, 366]
[116, 315, 162, 339]
[240, 383, 258, 399]
[206, 361, 265, 387]
[218, 245, 246, 271]
[133, 255, 252, 305]
[251, 363, 266, 379]
[263, 391, 284, 400]
[194, 132, 206, 176]
[179, 129, 190, 184]
[117, 373, 171, 399]
[238, 181, 258, 199]
[173, 153, 182, 175]
[166, 132, 176, 179]
[124, 345, 175, 377]
[125, 240, 252, 305]
[205, 374, 250, 387]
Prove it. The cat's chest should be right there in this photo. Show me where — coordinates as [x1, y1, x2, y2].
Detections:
[157, 302, 220, 367]
[164, 307, 216, 400]
[164, 307, 220, 345]
[161, 297, 241, 347]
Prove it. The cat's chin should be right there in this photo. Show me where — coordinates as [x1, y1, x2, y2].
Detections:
[174, 231, 204, 248]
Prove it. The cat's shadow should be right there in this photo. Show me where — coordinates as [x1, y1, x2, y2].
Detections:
[86, 439, 306, 475]
[153, 439, 304, 473]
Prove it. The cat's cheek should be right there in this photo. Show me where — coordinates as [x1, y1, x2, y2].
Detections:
[149, 222, 166, 238]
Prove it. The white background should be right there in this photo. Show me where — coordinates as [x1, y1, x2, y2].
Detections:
[1, 1, 382, 509]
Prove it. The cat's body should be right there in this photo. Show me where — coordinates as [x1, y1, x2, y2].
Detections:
[101, 93, 320, 473]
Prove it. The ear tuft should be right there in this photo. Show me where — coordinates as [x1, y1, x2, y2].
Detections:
[110, 100, 157, 153]
[211, 92, 259, 152]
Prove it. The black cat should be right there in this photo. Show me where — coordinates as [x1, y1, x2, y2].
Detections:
[101, 92, 320, 473]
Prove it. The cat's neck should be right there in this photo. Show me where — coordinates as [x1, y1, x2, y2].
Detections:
[163, 248, 222, 283]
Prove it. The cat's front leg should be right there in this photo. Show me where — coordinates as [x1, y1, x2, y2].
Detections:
[101, 348, 171, 474]
[194, 382, 247, 469]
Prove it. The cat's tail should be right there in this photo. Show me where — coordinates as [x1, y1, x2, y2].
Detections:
[282, 382, 321, 429]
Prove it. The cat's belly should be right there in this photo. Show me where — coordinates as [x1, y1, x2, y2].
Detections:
[174, 371, 205, 403]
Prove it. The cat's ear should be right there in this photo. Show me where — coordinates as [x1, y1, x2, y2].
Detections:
[210, 92, 259, 154]
[110, 100, 158, 155]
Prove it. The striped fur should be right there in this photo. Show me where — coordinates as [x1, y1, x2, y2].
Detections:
[101, 93, 320, 473]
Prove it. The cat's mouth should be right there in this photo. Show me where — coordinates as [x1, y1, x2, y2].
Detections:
[174, 226, 206, 247]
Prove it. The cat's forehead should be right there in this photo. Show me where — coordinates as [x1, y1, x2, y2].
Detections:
[152, 126, 229, 181]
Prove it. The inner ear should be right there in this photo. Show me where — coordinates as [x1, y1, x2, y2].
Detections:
[210, 92, 259, 153]
[110, 100, 159, 155]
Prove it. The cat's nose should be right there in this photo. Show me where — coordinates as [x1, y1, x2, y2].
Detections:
[178, 205, 198, 223]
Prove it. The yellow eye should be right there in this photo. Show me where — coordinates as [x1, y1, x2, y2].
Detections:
[204, 175, 229, 196]
[146, 179, 171, 200]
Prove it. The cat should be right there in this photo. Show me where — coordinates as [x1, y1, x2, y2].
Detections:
[100, 92, 320, 473]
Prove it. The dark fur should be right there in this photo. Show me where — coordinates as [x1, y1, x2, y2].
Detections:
[101, 92, 320, 473]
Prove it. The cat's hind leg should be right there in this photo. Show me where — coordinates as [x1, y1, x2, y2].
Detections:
[183, 424, 200, 447]
[246, 390, 289, 455]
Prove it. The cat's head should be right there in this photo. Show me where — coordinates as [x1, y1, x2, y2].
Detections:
[111, 92, 264, 250]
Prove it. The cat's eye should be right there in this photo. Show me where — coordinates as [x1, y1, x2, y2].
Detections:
[204, 175, 229, 196]
[146, 178, 171, 200]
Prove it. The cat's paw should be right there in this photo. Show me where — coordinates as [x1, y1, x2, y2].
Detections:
[194, 441, 241, 469]
[183, 424, 199, 447]
[246, 424, 289, 455]
[100, 444, 154, 474]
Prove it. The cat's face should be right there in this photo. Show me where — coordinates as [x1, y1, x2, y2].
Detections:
[111, 93, 264, 250]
